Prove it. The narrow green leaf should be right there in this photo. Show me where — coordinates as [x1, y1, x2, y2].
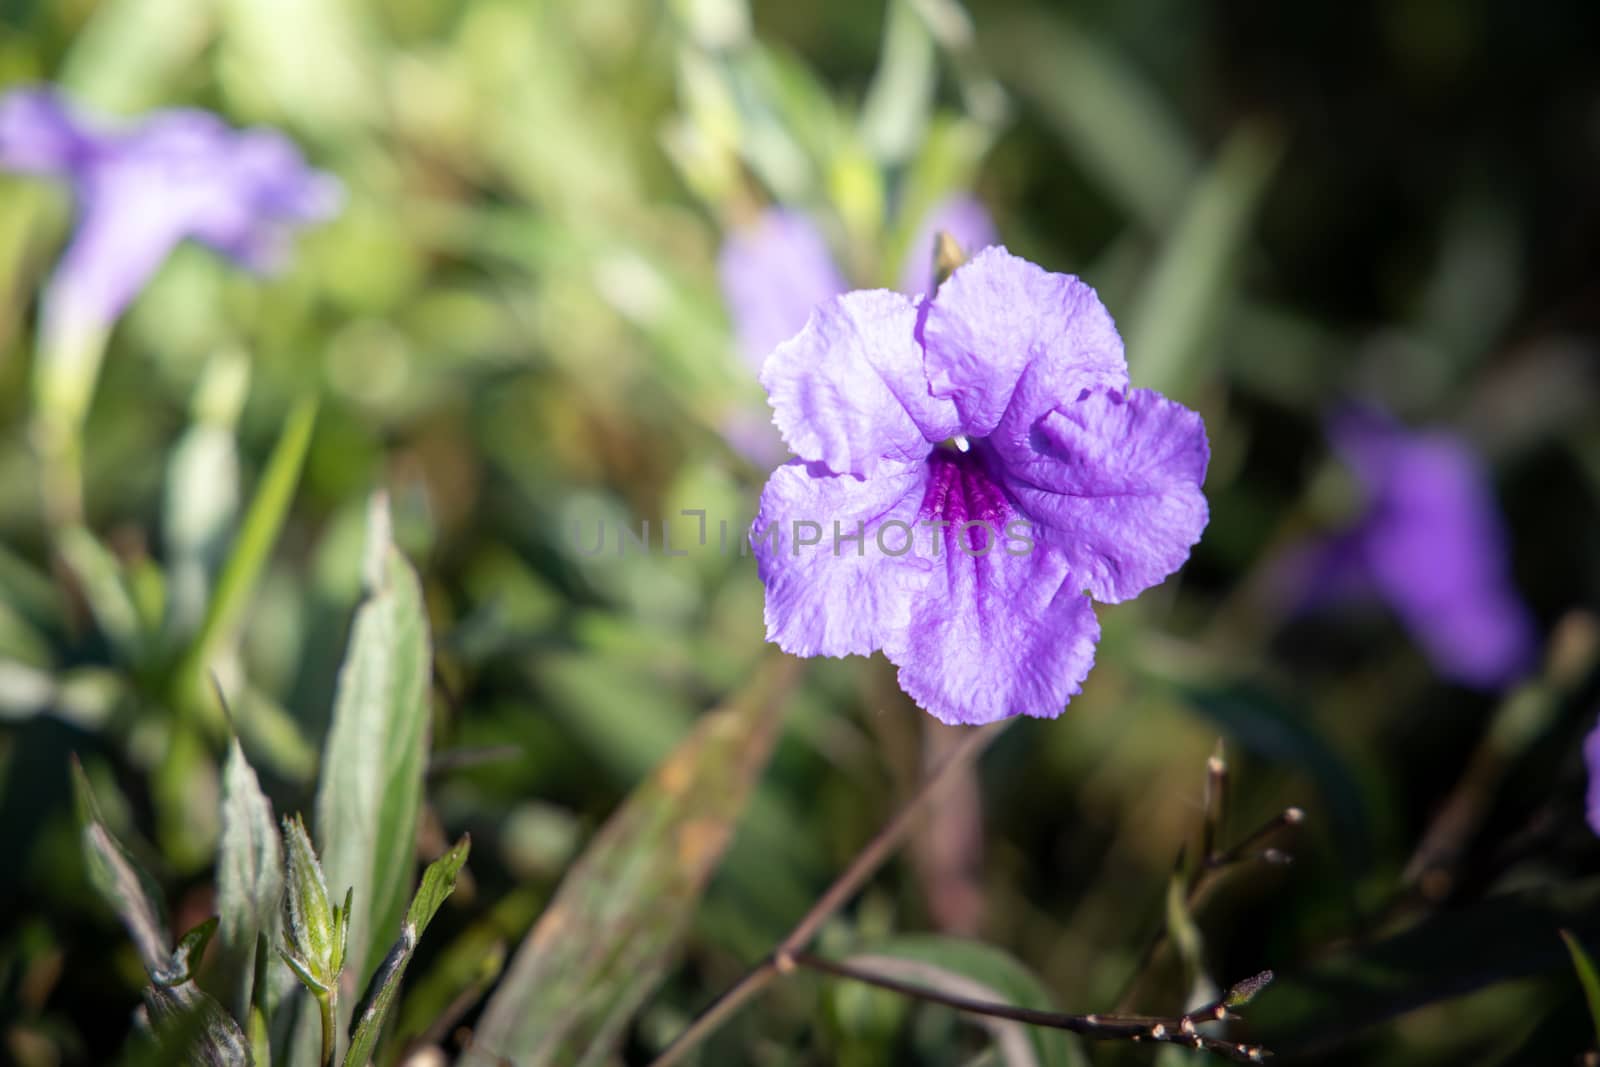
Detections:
[58, 525, 145, 665]
[314, 493, 433, 999]
[71, 756, 169, 972]
[342, 836, 471, 1067]
[859, 0, 937, 166]
[1123, 123, 1282, 400]
[176, 394, 318, 728]
[986, 11, 1197, 230]
[162, 351, 248, 643]
[1561, 930, 1600, 1048]
[460, 655, 800, 1067]
[219, 736, 283, 1021]
[833, 935, 1088, 1067]
[155, 917, 219, 987]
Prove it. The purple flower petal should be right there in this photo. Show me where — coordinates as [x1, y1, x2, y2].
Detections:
[718, 209, 848, 369]
[997, 388, 1210, 603]
[1, 87, 340, 332]
[752, 459, 936, 657]
[1586, 718, 1600, 837]
[898, 195, 999, 295]
[889, 451, 1100, 725]
[0, 87, 94, 173]
[762, 288, 959, 476]
[1332, 410, 1536, 688]
[921, 247, 1129, 440]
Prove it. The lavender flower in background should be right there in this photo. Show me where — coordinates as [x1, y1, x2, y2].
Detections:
[751, 247, 1209, 725]
[718, 209, 847, 372]
[897, 195, 999, 296]
[1586, 717, 1600, 837]
[1294, 408, 1536, 689]
[0, 86, 339, 522]
[718, 195, 997, 370]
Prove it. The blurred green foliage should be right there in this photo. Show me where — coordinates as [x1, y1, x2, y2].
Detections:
[1, 0, 1599, 1065]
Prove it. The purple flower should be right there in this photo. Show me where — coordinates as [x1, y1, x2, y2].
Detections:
[718, 196, 997, 370]
[1586, 717, 1600, 837]
[750, 247, 1210, 725]
[1304, 409, 1536, 689]
[0, 87, 340, 340]
[898, 195, 999, 296]
[718, 209, 848, 371]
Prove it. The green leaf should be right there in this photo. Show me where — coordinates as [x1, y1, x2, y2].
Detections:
[1561, 930, 1600, 1048]
[314, 493, 433, 996]
[162, 351, 248, 643]
[176, 394, 318, 730]
[831, 935, 1088, 1067]
[58, 525, 145, 666]
[460, 655, 800, 1067]
[1123, 123, 1283, 400]
[342, 836, 471, 1067]
[73, 760, 251, 1065]
[1254, 878, 1600, 1054]
[71, 756, 169, 972]
[985, 11, 1197, 231]
[218, 737, 283, 1020]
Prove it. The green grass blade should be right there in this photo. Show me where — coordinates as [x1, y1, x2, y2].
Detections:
[175, 394, 318, 728]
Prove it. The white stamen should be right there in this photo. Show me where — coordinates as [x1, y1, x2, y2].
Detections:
[953, 435, 971, 453]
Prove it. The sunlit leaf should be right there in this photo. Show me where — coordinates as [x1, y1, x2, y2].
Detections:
[70, 756, 168, 972]
[461, 654, 800, 1067]
[218, 736, 283, 1020]
[175, 394, 318, 728]
[1124, 123, 1282, 400]
[1560, 930, 1600, 1048]
[342, 836, 470, 1067]
[314, 493, 433, 996]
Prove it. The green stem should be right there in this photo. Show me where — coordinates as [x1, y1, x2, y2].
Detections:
[318, 989, 338, 1067]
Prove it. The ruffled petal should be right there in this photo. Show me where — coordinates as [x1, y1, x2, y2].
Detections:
[898, 195, 999, 295]
[762, 288, 959, 476]
[920, 247, 1128, 440]
[752, 458, 937, 657]
[886, 451, 1101, 725]
[1333, 410, 1535, 688]
[718, 209, 848, 369]
[998, 388, 1209, 603]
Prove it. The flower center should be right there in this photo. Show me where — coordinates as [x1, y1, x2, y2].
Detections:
[919, 446, 1013, 554]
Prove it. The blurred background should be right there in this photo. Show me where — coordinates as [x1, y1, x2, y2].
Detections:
[1, 0, 1599, 1064]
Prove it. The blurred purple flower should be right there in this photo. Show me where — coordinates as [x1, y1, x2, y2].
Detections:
[1298, 408, 1536, 688]
[898, 195, 999, 295]
[1586, 718, 1600, 836]
[751, 247, 1209, 725]
[717, 196, 997, 370]
[0, 86, 341, 338]
[718, 209, 847, 371]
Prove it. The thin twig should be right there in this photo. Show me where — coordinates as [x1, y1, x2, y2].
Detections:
[1115, 746, 1303, 1011]
[646, 721, 1010, 1067]
[794, 951, 1273, 1064]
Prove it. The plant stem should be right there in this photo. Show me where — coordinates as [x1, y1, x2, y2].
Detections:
[319, 990, 338, 1067]
[793, 951, 1273, 1064]
[646, 720, 1010, 1067]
